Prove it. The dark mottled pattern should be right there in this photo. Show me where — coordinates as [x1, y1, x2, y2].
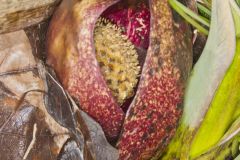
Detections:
[117, 0, 192, 159]
[47, 0, 124, 140]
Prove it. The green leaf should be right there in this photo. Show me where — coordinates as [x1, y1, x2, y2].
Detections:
[162, 0, 236, 159]
[221, 110, 240, 146]
[189, 0, 240, 158]
[232, 0, 240, 37]
[170, 0, 210, 27]
[197, 2, 211, 19]
[183, 0, 236, 136]
[236, 0, 240, 7]
[194, 106, 240, 160]
[190, 39, 240, 158]
[168, 0, 209, 35]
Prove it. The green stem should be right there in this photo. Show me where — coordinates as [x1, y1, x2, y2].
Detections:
[169, 0, 209, 35]
[197, 2, 211, 19]
[171, 0, 210, 27]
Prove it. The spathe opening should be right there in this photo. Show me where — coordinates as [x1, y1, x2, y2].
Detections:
[93, 0, 150, 112]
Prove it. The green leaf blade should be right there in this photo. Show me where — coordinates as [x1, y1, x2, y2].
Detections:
[189, 0, 240, 158]
[168, 0, 209, 35]
[162, 0, 236, 159]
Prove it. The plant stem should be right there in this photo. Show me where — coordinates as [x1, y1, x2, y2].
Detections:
[169, 0, 209, 35]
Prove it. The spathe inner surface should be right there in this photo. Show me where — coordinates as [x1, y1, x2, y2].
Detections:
[94, 0, 150, 111]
